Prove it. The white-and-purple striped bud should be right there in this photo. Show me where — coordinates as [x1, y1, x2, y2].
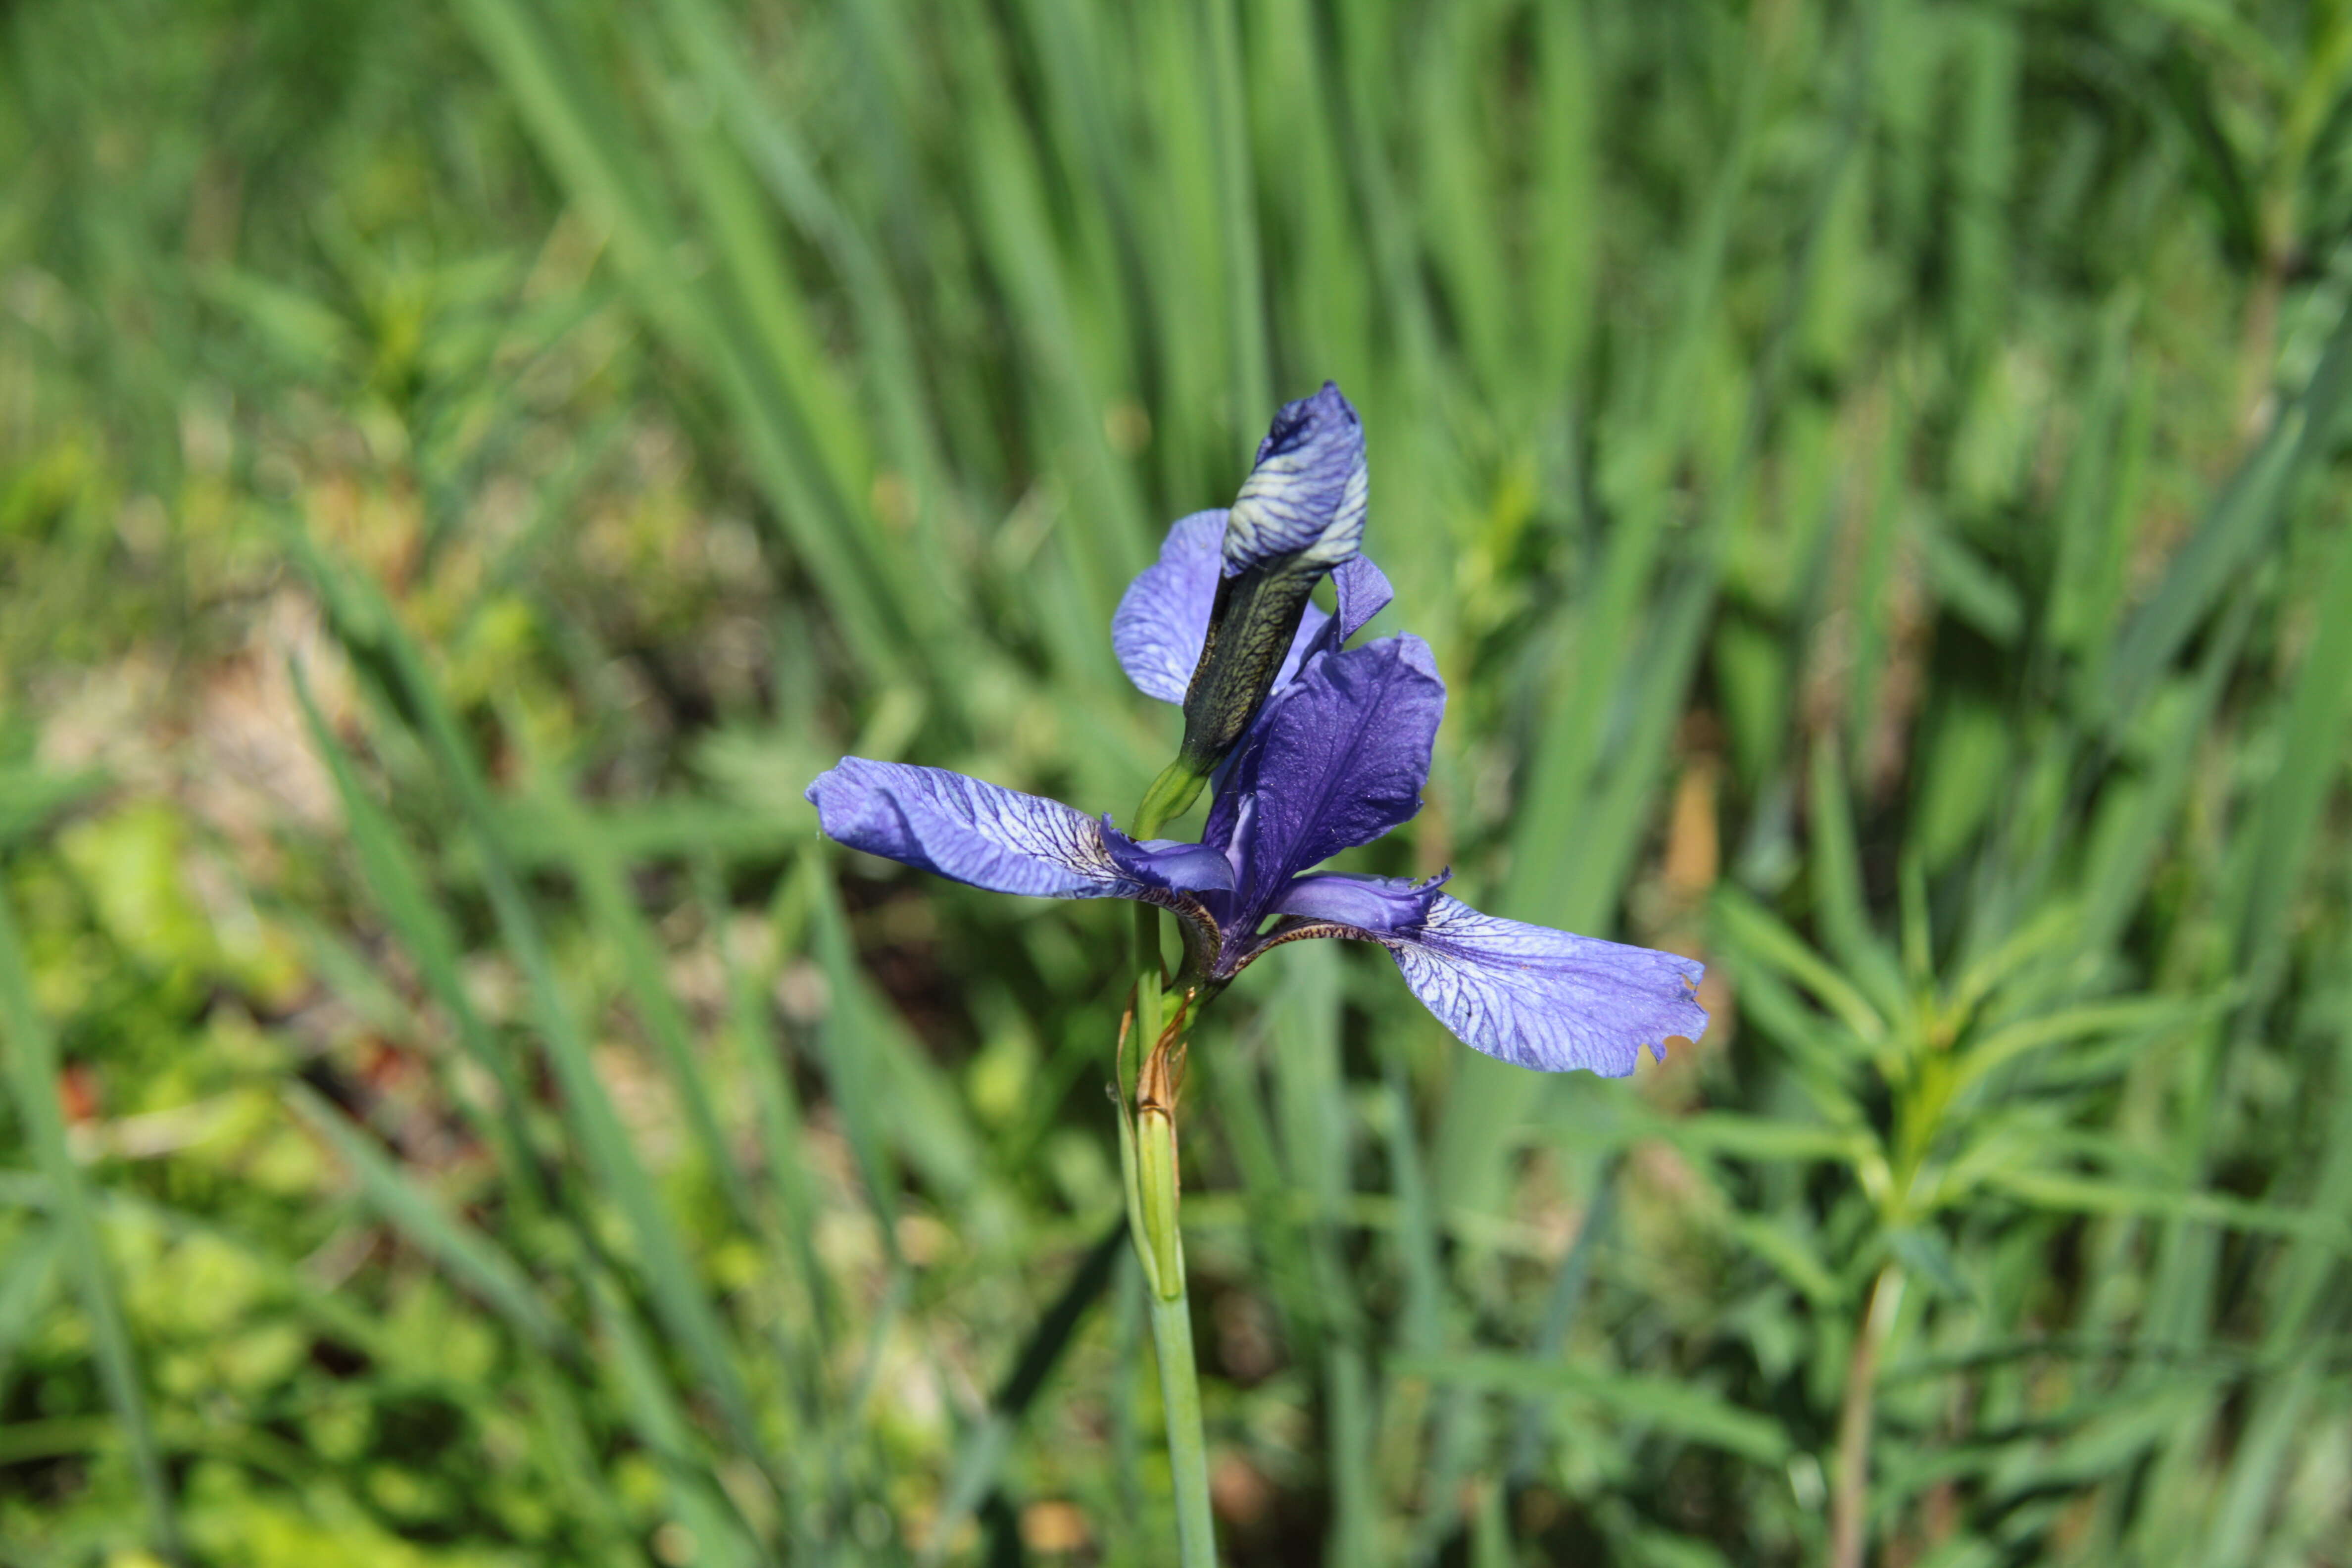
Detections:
[1174, 384, 1368, 781]
[1220, 382, 1367, 577]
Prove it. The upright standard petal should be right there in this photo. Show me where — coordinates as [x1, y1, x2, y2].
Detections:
[1297, 553, 1396, 663]
[808, 758, 1144, 901]
[1328, 555, 1394, 644]
[1385, 895, 1709, 1076]
[1112, 511, 1330, 705]
[1203, 635, 1445, 927]
[1222, 382, 1368, 576]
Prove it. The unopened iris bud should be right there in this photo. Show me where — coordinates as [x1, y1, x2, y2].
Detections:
[1176, 383, 1367, 782]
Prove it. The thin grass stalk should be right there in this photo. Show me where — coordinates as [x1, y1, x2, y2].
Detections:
[0, 884, 184, 1566]
[1829, 1263, 1906, 1568]
[297, 541, 783, 1482]
[925, 1220, 1126, 1562]
[291, 662, 556, 1210]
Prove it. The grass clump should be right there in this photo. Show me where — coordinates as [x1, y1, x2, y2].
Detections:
[3, 0, 2352, 1563]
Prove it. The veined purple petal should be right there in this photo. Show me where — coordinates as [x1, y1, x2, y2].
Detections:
[1329, 555, 1393, 644]
[1272, 870, 1447, 931]
[1222, 383, 1368, 577]
[1102, 830, 1235, 894]
[807, 758, 1142, 900]
[1385, 895, 1708, 1076]
[1113, 510, 1331, 705]
[1295, 553, 1397, 665]
[1203, 635, 1445, 927]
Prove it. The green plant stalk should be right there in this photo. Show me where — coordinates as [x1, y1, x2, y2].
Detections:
[1135, 759, 1209, 846]
[1116, 1054, 1218, 1568]
[1122, 769, 1218, 1565]
[1148, 1285, 1217, 1566]
[1828, 1262, 1905, 1568]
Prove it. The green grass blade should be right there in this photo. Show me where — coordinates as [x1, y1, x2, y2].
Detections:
[447, 0, 913, 687]
[544, 782, 761, 1230]
[2103, 282, 2352, 725]
[800, 850, 984, 1211]
[0, 879, 183, 1563]
[2223, 489, 2352, 1000]
[698, 856, 832, 1338]
[1712, 885, 1887, 1047]
[590, 1271, 770, 1568]
[1504, 1161, 1614, 1489]
[284, 1081, 573, 1356]
[1200, 0, 1269, 439]
[1401, 1352, 1791, 1465]
[1437, 51, 1775, 1219]
[1197, 1019, 1323, 1355]
[291, 662, 546, 1202]
[0, 1219, 62, 1382]
[298, 540, 781, 1480]
[924, 1220, 1124, 1563]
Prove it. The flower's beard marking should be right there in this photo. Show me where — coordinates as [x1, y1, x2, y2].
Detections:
[1206, 915, 1380, 982]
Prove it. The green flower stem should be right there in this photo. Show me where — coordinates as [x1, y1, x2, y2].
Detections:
[1133, 758, 1209, 844]
[1131, 903, 1165, 1058]
[1147, 1286, 1217, 1565]
[1122, 767, 1218, 1566]
[1115, 1039, 1218, 1568]
[1828, 1262, 1905, 1568]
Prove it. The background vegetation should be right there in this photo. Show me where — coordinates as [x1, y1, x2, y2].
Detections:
[4, 0, 2351, 1563]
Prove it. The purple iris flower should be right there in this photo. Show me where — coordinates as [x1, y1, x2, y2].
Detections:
[805, 398, 1708, 1076]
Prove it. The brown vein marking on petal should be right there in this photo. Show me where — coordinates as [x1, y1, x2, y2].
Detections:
[1139, 887, 1222, 953]
[1216, 915, 1387, 979]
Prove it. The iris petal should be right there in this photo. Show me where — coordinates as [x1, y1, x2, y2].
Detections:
[1203, 635, 1444, 927]
[806, 758, 1146, 901]
[1271, 871, 1446, 931]
[1384, 895, 1709, 1076]
[1102, 830, 1235, 894]
[1328, 555, 1393, 645]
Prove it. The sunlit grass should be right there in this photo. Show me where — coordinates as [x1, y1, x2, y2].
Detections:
[3, 0, 2351, 1564]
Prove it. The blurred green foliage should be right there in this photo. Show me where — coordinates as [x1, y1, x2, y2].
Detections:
[3, 0, 2352, 1563]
